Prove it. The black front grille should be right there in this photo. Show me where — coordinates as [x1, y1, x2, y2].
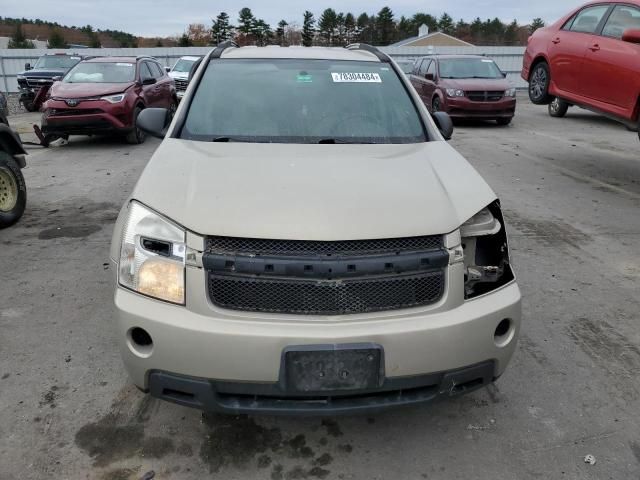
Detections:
[205, 235, 443, 257]
[207, 271, 445, 315]
[174, 79, 189, 91]
[26, 78, 54, 89]
[467, 91, 504, 102]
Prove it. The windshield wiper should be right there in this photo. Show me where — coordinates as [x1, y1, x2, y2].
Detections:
[318, 139, 376, 144]
[211, 136, 237, 142]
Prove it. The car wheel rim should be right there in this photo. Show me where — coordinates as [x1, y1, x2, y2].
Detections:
[433, 99, 440, 112]
[530, 67, 547, 99]
[550, 98, 560, 113]
[0, 167, 18, 212]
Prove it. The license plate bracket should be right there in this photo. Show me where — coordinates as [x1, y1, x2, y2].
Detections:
[282, 344, 384, 393]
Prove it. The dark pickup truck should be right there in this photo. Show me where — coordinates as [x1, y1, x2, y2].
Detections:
[16, 53, 85, 111]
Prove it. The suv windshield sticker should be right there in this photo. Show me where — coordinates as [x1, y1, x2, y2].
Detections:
[331, 72, 382, 83]
[296, 74, 313, 83]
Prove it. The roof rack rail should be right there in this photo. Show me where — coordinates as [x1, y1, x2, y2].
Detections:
[345, 43, 391, 62]
[211, 40, 239, 59]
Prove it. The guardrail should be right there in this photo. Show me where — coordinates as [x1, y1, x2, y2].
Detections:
[0, 46, 527, 94]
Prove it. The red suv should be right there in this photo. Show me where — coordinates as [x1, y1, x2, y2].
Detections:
[410, 55, 517, 125]
[523, 1, 640, 138]
[42, 56, 177, 144]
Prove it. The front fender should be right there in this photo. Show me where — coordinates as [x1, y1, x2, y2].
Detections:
[0, 125, 27, 161]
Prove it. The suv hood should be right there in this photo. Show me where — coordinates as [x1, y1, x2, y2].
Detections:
[49, 82, 133, 98]
[19, 69, 67, 77]
[132, 140, 497, 240]
[169, 71, 189, 80]
[441, 78, 510, 91]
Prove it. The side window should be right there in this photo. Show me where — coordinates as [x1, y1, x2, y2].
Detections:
[151, 62, 164, 78]
[419, 59, 430, 76]
[139, 62, 153, 80]
[426, 60, 436, 77]
[568, 5, 611, 34]
[602, 5, 640, 39]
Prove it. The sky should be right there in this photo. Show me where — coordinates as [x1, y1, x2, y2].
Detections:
[1, 0, 586, 37]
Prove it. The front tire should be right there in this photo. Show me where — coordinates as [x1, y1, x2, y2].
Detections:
[496, 117, 512, 126]
[23, 101, 38, 112]
[0, 151, 27, 229]
[548, 98, 569, 118]
[432, 96, 441, 113]
[529, 62, 553, 105]
[125, 107, 146, 145]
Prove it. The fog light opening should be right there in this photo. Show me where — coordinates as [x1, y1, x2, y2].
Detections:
[494, 318, 514, 347]
[128, 327, 154, 357]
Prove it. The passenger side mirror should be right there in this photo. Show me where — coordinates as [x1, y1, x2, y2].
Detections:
[425, 73, 435, 81]
[502, 71, 507, 78]
[142, 77, 157, 86]
[24, 63, 32, 71]
[622, 28, 640, 44]
[432, 111, 454, 140]
[165, 66, 171, 73]
[137, 108, 171, 139]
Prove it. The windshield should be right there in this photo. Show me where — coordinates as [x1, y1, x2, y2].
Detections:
[173, 58, 198, 73]
[181, 59, 426, 144]
[439, 58, 503, 79]
[64, 62, 136, 83]
[34, 55, 82, 70]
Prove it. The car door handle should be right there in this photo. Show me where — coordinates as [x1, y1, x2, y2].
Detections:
[552, 37, 561, 44]
[589, 44, 600, 51]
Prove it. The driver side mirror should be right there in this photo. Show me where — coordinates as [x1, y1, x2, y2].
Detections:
[165, 66, 171, 73]
[622, 28, 640, 44]
[25, 63, 32, 71]
[432, 111, 454, 140]
[425, 73, 435, 81]
[141, 77, 157, 86]
[137, 108, 171, 139]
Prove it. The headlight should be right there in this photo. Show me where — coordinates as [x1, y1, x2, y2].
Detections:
[17, 75, 26, 80]
[101, 93, 127, 103]
[505, 88, 517, 98]
[119, 201, 186, 304]
[459, 202, 514, 299]
[446, 88, 465, 97]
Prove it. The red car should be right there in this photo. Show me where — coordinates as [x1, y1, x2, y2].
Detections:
[42, 56, 177, 144]
[523, 1, 640, 137]
[409, 55, 517, 125]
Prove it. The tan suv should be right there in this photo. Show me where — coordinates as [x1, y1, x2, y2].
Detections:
[110, 42, 521, 415]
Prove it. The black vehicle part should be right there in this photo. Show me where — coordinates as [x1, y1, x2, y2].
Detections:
[126, 107, 147, 144]
[528, 61, 553, 105]
[548, 98, 569, 118]
[496, 117, 512, 126]
[146, 360, 496, 415]
[0, 150, 27, 229]
[345, 43, 391, 63]
[0, 125, 27, 156]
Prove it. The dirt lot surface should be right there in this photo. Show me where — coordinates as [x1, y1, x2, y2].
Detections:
[1, 98, 639, 480]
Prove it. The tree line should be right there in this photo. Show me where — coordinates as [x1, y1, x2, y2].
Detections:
[180, 7, 546, 47]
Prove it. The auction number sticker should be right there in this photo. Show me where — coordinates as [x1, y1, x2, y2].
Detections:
[331, 72, 382, 83]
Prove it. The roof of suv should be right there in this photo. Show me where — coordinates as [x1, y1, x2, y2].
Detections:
[84, 56, 153, 63]
[220, 46, 381, 62]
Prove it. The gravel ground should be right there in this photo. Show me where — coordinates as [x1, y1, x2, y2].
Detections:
[5, 93, 23, 115]
[1, 97, 640, 480]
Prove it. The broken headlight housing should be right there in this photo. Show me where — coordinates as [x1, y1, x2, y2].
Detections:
[119, 201, 186, 304]
[459, 201, 514, 299]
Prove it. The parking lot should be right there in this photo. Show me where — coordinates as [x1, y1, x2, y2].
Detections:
[1, 97, 639, 480]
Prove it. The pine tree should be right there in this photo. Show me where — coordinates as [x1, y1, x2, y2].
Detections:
[318, 8, 338, 45]
[375, 7, 395, 46]
[252, 19, 272, 46]
[8, 23, 35, 48]
[178, 33, 193, 47]
[302, 11, 315, 47]
[504, 20, 519, 45]
[529, 18, 545, 35]
[344, 13, 356, 44]
[238, 7, 256, 35]
[47, 29, 66, 48]
[356, 13, 372, 43]
[470, 17, 484, 44]
[438, 13, 455, 35]
[212, 12, 234, 44]
[411, 13, 438, 34]
[276, 20, 288, 46]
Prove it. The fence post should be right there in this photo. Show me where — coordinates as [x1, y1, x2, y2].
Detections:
[0, 55, 8, 94]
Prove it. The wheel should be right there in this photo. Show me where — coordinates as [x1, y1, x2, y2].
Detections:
[0, 151, 27, 229]
[432, 96, 441, 113]
[125, 107, 146, 144]
[548, 98, 569, 118]
[528, 62, 553, 105]
[496, 117, 512, 126]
